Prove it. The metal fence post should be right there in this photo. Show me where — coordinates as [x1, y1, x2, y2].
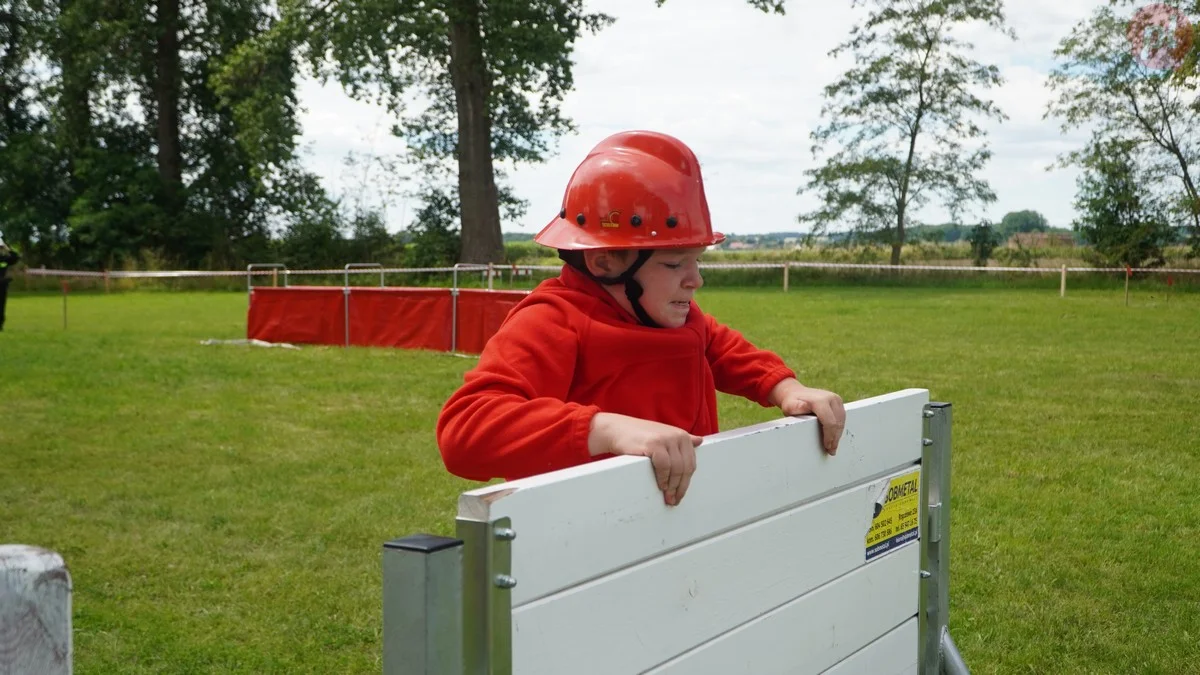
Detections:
[919, 402, 969, 674]
[450, 288, 460, 353]
[382, 535, 465, 675]
[344, 263, 383, 347]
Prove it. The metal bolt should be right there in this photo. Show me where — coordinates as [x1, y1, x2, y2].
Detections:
[494, 527, 516, 541]
[922, 438, 933, 446]
[923, 410, 935, 418]
[919, 570, 932, 579]
[494, 574, 517, 589]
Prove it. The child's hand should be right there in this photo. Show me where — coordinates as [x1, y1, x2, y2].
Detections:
[770, 380, 846, 456]
[589, 412, 703, 506]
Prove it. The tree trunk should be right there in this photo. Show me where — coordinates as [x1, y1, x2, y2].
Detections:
[1175, 159, 1200, 243]
[0, 10, 19, 135]
[894, 122, 923, 267]
[890, 218, 903, 265]
[447, 0, 505, 264]
[155, 0, 182, 218]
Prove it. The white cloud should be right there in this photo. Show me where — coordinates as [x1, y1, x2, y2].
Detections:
[294, 0, 1113, 234]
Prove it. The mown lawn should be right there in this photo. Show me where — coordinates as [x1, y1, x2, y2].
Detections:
[1, 284, 1197, 674]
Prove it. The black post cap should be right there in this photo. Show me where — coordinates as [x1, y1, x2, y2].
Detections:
[384, 534, 464, 554]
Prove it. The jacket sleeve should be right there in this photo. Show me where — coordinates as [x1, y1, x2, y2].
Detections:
[436, 300, 600, 482]
[704, 314, 796, 407]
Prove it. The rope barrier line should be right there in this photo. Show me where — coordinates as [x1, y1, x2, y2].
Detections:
[19, 261, 1200, 279]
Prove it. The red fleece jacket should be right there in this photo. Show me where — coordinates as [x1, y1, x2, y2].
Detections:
[436, 264, 796, 482]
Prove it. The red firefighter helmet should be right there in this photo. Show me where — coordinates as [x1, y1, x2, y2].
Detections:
[534, 130, 725, 251]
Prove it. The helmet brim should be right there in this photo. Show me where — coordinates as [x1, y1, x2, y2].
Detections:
[535, 217, 725, 251]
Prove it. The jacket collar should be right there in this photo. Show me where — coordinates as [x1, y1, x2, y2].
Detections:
[558, 262, 643, 325]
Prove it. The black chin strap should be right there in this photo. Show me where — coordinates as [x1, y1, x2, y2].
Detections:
[560, 249, 661, 328]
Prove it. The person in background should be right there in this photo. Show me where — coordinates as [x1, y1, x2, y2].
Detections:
[0, 232, 21, 332]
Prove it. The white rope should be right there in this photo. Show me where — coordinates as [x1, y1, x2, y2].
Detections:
[19, 260, 1200, 279]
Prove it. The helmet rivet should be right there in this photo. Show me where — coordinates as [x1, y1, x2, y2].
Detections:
[576, 213, 586, 226]
[559, 208, 567, 219]
[666, 216, 678, 228]
[630, 215, 642, 227]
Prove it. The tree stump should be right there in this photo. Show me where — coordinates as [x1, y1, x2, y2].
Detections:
[0, 545, 72, 674]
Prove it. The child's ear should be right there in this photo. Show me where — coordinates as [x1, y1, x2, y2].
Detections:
[582, 250, 609, 277]
[582, 250, 629, 277]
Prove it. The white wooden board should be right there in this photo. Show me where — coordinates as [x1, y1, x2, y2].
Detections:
[510, 468, 921, 675]
[822, 617, 919, 675]
[460, 388, 929, 606]
[645, 544, 920, 675]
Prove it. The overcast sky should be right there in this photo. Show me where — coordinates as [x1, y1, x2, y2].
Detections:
[292, 0, 1116, 237]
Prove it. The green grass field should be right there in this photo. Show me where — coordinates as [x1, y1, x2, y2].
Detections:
[2, 285, 1198, 674]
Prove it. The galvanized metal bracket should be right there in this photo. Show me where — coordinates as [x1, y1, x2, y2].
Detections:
[458, 516, 515, 675]
[929, 501, 943, 543]
[918, 402, 968, 674]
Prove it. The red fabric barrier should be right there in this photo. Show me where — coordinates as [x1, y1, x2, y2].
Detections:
[348, 287, 452, 350]
[247, 286, 529, 353]
[247, 286, 345, 345]
[453, 289, 527, 354]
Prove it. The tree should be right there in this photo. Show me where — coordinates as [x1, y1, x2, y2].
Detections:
[798, 0, 1013, 266]
[0, 0, 72, 264]
[1046, 3, 1200, 257]
[1072, 140, 1173, 269]
[966, 220, 1001, 266]
[243, 0, 787, 265]
[238, 0, 613, 265]
[404, 187, 462, 269]
[998, 210, 1049, 238]
[0, 0, 326, 269]
[1163, 0, 1199, 80]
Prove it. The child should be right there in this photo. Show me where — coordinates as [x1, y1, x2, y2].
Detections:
[437, 130, 845, 506]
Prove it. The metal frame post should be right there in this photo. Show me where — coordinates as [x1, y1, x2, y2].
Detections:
[450, 288, 460, 353]
[452, 266, 461, 353]
[246, 264, 289, 328]
[382, 535, 465, 675]
[919, 402, 968, 674]
[246, 263, 288, 295]
[343, 263, 383, 347]
[457, 516, 515, 675]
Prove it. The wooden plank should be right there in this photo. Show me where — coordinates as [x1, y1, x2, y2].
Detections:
[511, 468, 921, 675]
[459, 388, 929, 606]
[822, 617, 919, 675]
[646, 544, 920, 675]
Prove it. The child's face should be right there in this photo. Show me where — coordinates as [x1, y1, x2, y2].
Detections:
[629, 248, 706, 328]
